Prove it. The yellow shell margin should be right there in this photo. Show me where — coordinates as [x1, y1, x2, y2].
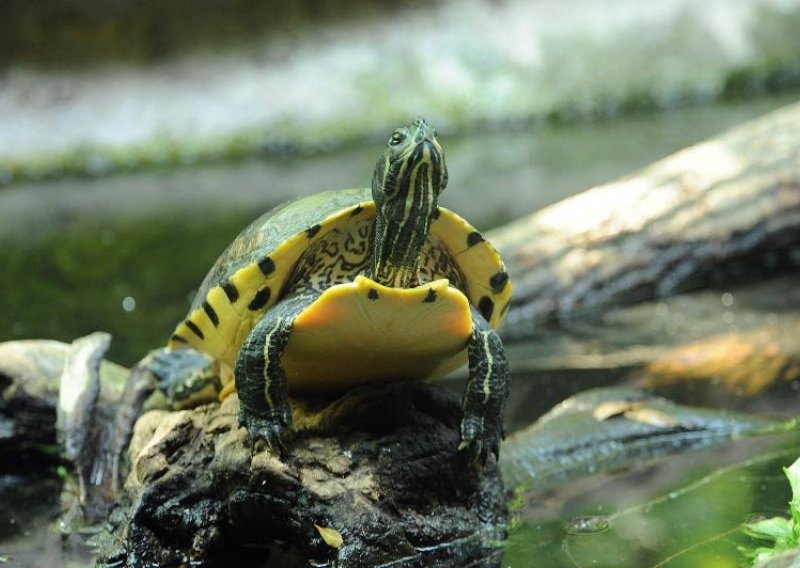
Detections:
[167, 201, 511, 365]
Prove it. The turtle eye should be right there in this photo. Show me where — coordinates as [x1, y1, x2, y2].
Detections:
[389, 130, 407, 146]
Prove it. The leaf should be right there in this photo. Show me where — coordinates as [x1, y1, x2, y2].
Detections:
[739, 456, 800, 565]
[315, 524, 343, 549]
[743, 517, 792, 542]
[786, 459, 800, 536]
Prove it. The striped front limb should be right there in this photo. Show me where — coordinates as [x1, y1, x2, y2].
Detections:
[234, 292, 318, 453]
[459, 305, 510, 464]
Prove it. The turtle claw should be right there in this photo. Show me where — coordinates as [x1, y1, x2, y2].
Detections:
[239, 409, 293, 455]
[459, 416, 503, 466]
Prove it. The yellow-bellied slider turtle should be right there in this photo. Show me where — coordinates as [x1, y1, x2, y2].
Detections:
[158, 118, 511, 463]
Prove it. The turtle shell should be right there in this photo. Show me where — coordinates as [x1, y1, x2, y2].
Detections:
[167, 187, 511, 376]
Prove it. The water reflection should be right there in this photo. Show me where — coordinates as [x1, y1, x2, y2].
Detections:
[505, 434, 800, 567]
[565, 515, 611, 535]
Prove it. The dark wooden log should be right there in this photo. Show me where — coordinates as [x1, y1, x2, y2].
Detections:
[95, 384, 507, 568]
[0, 339, 508, 567]
[499, 387, 778, 491]
[491, 102, 800, 340]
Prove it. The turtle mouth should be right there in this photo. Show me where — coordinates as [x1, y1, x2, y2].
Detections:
[354, 275, 451, 296]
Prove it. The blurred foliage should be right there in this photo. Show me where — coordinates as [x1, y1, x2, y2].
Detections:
[722, 6, 800, 99]
[0, 0, 437, 68]
[3, 1, 800, 187]
[741, 457, 800, 565]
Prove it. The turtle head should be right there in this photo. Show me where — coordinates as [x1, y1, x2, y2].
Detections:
[370, 118, 449, 287]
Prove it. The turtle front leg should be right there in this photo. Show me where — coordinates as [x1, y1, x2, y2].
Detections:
[459, 305, 510, 465]
[234, 292, 317, 453]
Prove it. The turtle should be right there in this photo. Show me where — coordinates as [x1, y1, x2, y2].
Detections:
[156, 118, 512, 463]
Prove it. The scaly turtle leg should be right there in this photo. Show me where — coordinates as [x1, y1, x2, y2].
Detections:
[459, 305, 510, 464]
[141, 347, 219, 410]
[235, 291, 319, 453]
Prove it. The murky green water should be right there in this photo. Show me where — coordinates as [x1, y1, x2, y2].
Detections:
[504, 433, 800, 567]
[1, 95, 799, 566]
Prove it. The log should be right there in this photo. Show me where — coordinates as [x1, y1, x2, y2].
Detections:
[1, 340, 508, 565]
[94, 385, 507, 567]
[491, 102, 800, 340]
[498, 387, 779, 491]
[633, 321, 800, 398]
[497, 273, 800, 379]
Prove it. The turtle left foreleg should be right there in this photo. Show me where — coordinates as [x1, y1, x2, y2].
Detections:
[459, 305, 510, 465]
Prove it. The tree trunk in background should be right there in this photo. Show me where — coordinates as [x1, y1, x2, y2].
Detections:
[492, 102, 800, 340]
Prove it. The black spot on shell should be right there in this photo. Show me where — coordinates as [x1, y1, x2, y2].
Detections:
[222, 281, 239, 303]
[202, 301, 219, 327]
[478, 296, 494, 321]
[423, 289, 437, 303]
[368, 289, 379, 300]
[185, 320, 204, 340]
[350, 205, 364, 216]
[259, 257, 276, 276]
[306, 224, 322, 238]
[171, 334, 188, 344]
[489, 271, 509, 294]
[248, 286, 271, 311]
[467, 231, 484, 248]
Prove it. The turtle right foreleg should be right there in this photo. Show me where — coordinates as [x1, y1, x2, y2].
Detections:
[235, 314, 293, 452]
[234, 292, 317, 453]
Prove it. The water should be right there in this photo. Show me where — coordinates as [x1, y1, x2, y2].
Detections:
[1, 94, 799, 566]
[565, 516, 611, 535]
[504, 433, 800, 567]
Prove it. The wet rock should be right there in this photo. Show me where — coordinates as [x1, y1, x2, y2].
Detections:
[96, 382, 507, 567]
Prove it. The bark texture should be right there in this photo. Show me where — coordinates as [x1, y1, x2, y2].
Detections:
[491, 102, 800, 339]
